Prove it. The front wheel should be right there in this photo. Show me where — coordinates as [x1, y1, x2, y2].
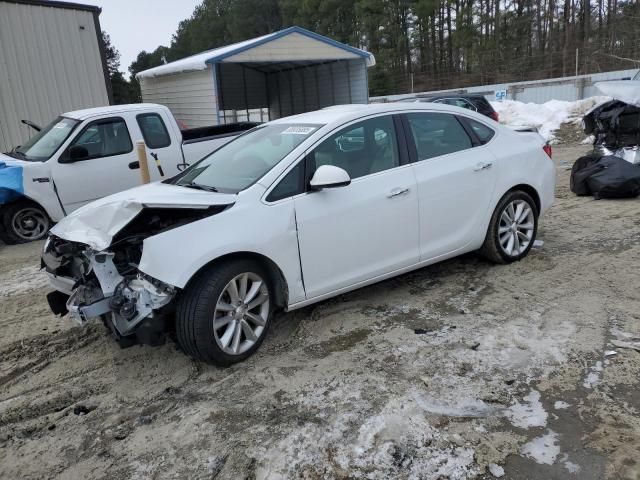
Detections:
[0, 200, 51, 244]
[480, 190, 538, 264]
[175, 260, 273, 366]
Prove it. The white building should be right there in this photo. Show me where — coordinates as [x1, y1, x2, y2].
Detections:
[0, 0, 111, 151]
[137, 27, 375, 128]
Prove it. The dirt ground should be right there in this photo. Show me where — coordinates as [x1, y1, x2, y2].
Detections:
[1, 138, 639, 480]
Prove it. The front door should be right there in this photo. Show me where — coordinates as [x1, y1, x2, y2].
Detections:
[404, 112, 498, 260]
[51, 116, 140, 212]
[294, 115, 420, 299]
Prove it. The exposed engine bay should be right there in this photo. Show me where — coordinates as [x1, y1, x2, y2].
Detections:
[43, 205, 226, 346]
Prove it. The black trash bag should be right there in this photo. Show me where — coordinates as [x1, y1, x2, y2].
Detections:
[586, 156, 640, 199]
[583, 100, 640, 149]
[570, 154, 603, 196]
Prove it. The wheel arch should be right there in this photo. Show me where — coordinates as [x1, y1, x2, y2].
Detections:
[506, 184, 541, 213]
[1, 192, 57, 222]
[183, 251, 289, 309]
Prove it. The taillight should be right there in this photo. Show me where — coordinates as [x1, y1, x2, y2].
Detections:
[491, 111, 499, 122]
[543, 144, 552, 159]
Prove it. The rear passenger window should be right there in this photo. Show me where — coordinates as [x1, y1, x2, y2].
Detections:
[406, 112, 472, 160]
[465, 118, 495, 144]
[137, 113, 171, 148]
[266, 161, 304, 202]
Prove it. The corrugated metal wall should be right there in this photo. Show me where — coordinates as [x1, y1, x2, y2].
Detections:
[139, 68, 217, 128]
[266, 59, 367, 119]
[0, 1, 110, 151]
[371, 69, 638, 105]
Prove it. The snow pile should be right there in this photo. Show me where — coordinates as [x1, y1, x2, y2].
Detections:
[490, 96, 609, 142]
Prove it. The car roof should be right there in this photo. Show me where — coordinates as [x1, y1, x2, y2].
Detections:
[417, 93, 486, 101]
[270, 102, 491, 127]
[63, 103, 166, 121]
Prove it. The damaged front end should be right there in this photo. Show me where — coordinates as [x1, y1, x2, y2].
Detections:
[43, 235, 176, 346]
[43, 203, 228, 347]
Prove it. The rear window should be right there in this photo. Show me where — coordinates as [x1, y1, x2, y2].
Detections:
[465, 118, 495, 144]
[137, 113, 171, 149]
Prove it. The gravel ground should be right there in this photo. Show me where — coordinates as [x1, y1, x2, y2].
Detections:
[0, 141, 639, 480]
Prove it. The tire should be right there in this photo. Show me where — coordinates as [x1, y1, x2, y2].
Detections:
[175, 260, 273, 366]
[0, 200, 51, 244]
[480, 190, 538, 264]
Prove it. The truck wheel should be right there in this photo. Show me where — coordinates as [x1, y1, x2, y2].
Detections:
[176, 260, 273, 366]
[480, 190, 538, 264]
[0, 200, 51, 244]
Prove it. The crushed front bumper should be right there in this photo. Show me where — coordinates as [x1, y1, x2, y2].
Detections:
[45, 247, 176, 341]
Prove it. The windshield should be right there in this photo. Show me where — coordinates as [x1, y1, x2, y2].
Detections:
[175, 123, 322, 193]
[12, 117, 80, 161]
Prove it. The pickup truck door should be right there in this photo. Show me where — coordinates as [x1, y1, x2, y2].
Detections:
[49, 116, 142, 212]
[135, 111, 185, 180]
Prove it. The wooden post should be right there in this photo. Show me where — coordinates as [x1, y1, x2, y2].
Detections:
[136, 140, 150, 184]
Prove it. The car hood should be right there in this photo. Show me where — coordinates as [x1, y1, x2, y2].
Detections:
[595, 81, 640, 107]
[50, 182, 237, 250]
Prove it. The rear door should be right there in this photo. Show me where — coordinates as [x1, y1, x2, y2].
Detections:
[50, 116, 139, 212]
[135, 112, 184, 180]
[403, 112, 498, 260]
[293, 114, 420, 298]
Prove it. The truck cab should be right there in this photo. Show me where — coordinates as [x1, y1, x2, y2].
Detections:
[0, 104, 255, 243]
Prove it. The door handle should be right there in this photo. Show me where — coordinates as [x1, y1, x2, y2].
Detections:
[128, 161, 140, 170]
[473, 162, 493, 171]
[387, 187, 409, 198]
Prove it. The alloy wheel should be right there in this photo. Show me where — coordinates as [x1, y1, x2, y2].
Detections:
[212, 272, 270, 355]
[498, 199, 535, 257]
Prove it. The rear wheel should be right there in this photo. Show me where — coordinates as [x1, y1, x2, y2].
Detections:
[176, 260, 273, 366]
[480, 190, 538, 264]
[0, 200, 51, 244]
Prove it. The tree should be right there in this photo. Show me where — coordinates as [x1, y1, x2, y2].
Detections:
[101, 31, 135, 104]
[124, 0, 640, 97]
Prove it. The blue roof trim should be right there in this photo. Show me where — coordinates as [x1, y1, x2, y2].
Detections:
[204, 26, 372, 64]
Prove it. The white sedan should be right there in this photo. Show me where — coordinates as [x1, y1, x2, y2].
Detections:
[43, 103, 555, 365]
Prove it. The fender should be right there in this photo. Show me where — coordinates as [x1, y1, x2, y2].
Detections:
[138, 192, 306, 305]
[0, 156, 65, 221]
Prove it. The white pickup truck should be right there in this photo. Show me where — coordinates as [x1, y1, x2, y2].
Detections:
[0, 104, 256, 243]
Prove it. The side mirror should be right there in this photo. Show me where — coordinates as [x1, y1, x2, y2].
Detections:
[309, 165, 351, 190]
[60, 145, 89, 163]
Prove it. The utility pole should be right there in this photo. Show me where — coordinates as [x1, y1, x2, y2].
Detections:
[575, 48, 579, 77]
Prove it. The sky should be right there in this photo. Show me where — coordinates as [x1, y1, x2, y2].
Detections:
[78, 0, 203, 77]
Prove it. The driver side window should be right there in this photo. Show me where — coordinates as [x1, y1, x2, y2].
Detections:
[68, 118, 133, 160]
[310, 116, 400, 180]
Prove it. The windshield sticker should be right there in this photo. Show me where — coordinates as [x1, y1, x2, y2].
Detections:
[52, 122, 67, 129]
[282, 126, 317, 135]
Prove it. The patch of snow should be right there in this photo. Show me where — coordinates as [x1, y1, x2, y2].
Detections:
[583, 360, 603, 389]
[581, 134, 595, 144]
[505, 390, 548, 428]
[490, 96, 609, 142]
[554, 401, 570, 410]
[604, 350, 617, 357]
[560, 453, 581, 473]
[0, 264, 48, 297]
[488, 463, 505, 477]
[520, 430, 560, 465]
[414, 394, 495, 418]
[254, 395, 481, 480]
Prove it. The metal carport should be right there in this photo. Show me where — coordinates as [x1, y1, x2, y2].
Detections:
[137, 27, 375, 127]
